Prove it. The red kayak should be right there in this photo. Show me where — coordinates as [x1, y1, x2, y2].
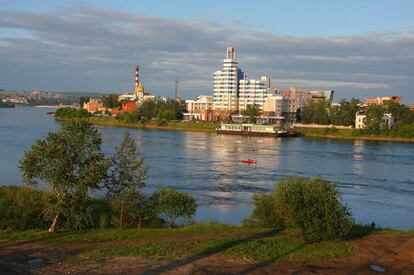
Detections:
[242, 159, 256, 164]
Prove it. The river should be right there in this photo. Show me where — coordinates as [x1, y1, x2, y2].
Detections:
[1, 107, 413, 230]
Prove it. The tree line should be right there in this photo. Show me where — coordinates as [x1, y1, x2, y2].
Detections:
[2, 120, 196, 232]
[117, 98, 187, 123]
[301, 99, 414, 137]
[301, 98, 361, 126]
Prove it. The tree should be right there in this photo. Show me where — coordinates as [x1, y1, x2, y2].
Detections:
[105, 131, 148, 229]
[19, 120, 109, 233]
[330, 98, 361, 126]
[242, 104, 261, 123]
[302, 99, 330, 125]
[365, 105, 386, 134]
[138, 99, 159, 119]
[152, 188, 197, 228]
[79, 96, 90, 108]
[102, 94, 121, 109]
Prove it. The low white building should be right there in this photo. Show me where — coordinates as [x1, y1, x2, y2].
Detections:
[355, 111, 396, 129]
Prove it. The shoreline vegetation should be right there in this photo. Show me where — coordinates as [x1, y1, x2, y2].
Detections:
[56, 114, 414, 143]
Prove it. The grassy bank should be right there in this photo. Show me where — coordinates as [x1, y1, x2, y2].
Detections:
[85, 117, 217, 133]
[296, 127, 414, 143]
[1, 224, 413, 273]
[0, 224, 414, 263]
[0, 224, 352, 263]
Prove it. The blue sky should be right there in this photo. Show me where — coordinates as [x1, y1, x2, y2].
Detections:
[1, 0, 414, 102]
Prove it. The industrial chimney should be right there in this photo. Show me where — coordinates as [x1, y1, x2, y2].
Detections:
[135, 65, 139, 86]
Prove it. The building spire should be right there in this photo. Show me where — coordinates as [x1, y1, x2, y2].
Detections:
[226, 47, 235, 60]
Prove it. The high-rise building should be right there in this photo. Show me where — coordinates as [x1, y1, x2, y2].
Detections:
[213, 47, 244, 112]
[239, 76, 271, 111]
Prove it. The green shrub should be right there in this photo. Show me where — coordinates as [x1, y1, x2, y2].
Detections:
[242, 192, 285, 229]
[0, 186, 50, 230]
[245, 177, 353, 243]
[151, 188, 197, 228]
[55, 107, 90, 119]
[277, 177, 353, 243]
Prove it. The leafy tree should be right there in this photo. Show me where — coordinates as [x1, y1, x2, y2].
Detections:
[102, 94, 121, 108]
[105, 131, 148, 229]
[138, 99, 159, 119]
[385, 101, 414, 124]
[55, 107, 90, 119]
[19, 120, 109, 233]
[302, 99, 330, 125]
[152, 188, 197, 228]
[242, 104, 261, 123]
[364, 105, 386, 134]
[330, 98, 361, 126]
[79, 96, 90, 108]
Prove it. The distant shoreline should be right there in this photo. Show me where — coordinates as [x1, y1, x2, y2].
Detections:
[295, 127, 414, 143]
[56, 116, 414, 143]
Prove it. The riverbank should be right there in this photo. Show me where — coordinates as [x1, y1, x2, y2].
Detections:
[0, 224, 413, 274]
[80, 116, 414, 143]
[296, 127, 414, 143]
[86, 117, 217, 132]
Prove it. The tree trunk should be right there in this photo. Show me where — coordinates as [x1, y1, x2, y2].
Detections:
[168, 218, 175, 229]
[48, 214, 59, 234]
[120, 205, 124, 229]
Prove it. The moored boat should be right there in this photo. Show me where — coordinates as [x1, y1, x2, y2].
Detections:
[216, 123, 300, 138]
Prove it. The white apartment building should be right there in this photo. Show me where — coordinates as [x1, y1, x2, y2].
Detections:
[238, 76, 271, 111]
[213, 47, 244, 112]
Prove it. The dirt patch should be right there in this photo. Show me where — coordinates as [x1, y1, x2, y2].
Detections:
[1, 232, 413, 274]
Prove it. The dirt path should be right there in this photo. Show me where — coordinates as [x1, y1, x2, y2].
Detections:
[1, 232, 413, 274]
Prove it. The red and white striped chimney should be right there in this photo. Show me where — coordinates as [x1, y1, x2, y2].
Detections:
[135, 65, 139, 85]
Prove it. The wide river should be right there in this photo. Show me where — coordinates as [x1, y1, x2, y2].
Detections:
[1, 107, 413, 230]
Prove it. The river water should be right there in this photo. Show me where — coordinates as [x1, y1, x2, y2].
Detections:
[1, 107, 413, 230]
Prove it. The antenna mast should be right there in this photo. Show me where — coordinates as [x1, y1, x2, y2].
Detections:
[174, 76, 180, 101]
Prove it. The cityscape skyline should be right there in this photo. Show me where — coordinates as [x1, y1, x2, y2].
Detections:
[0, 1, 413, 103]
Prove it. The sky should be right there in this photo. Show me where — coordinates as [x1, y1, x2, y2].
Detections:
[0, 0, 413, 103]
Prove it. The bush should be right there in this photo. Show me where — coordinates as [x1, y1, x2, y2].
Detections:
[278, 177, 353, 242]
[242, 192, 285, 229]
[151, 188, 197, 228]
[245, 177, 353, 243]
[55, 107, 90, 119]
[0, 186, 50, 230]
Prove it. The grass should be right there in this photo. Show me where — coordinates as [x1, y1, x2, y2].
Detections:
[2, 224, 413, 266]
[0, 224, 265, 243]
[86, 117, 217, 132]
[79, 235, 352, 263]
[296, 126, 414, 142]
